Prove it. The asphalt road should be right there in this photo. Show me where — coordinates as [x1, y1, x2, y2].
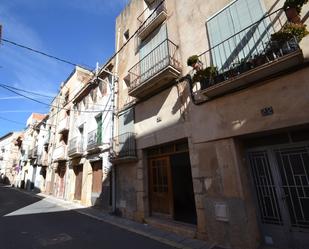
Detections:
[0, 184, 175, 249]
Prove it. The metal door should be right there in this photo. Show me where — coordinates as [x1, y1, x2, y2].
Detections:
[248, 144, 309, 249]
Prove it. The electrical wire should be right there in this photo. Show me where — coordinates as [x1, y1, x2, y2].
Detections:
[0, 83, 113, 114]
[1, 38, 93, 69]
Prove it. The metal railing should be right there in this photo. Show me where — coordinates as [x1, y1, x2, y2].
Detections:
[58, 117, 69, 133]
[137, 0, 166, 31]
[87, 129, 102, 150]
[33, 146, 38, 157]
[52, 145, 67, 161]
[68, 137, 84, 156]
[110, 132, 137, 160]
[44, 131, 50, 145]
[128, 39, 180, 91]
[195, 9, 300, 90]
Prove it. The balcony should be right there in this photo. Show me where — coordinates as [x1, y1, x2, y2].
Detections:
[128, 39, 181, 98]
[21, 153, 28, 162]
[37, 153, 48, 166]
[44, 131, 50, 146]
[137, 0, 167, 40]
[193, 10, 304, 101]
[52, 145, 67, 162]
[109, 132, 137, 164]
[87, 129, 102, 152]
[58, 117, 69, 134]
[68, 137, 84, 158]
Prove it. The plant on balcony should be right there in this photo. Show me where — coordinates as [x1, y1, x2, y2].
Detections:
[271, 23, 309, 43]
[187, 55, 200, 67]
[192, 66, 218, 89]
[283, 0, 308, 22]
[232, 59, 254, 75]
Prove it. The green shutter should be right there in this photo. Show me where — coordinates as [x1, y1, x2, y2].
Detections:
[96, 116, 102, 145]
[207, 0, 268, 71]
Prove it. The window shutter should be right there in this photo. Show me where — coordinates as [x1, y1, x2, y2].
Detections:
[206, 0, 268, 71]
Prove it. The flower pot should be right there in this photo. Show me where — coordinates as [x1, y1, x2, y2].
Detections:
[285, 7, 301, 23]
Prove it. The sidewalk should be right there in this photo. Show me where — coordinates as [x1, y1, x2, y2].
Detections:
[14, 187, 223, 249]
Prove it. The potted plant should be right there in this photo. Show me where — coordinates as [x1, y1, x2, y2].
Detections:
[192, 66, 218, 89]
[271, 22, 309, 43]
[187, 55, 200, 67]
[271, 23, 308, 54]
[283, 0, 308, 23]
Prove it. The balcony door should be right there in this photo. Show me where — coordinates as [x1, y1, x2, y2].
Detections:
[140, 24, 168, 83]
[96, 115, 102, 145]
[118, 108, 134, 157]
[206, 0, 269, 71]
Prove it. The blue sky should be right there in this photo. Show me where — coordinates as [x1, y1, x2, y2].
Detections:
[0, 0, 129, 137]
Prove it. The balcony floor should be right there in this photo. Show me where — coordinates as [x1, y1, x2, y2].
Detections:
[201, 49, 304, 99]
[128, 65, 181, 99]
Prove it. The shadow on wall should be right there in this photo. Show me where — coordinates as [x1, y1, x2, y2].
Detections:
[91, 169, 113, 212]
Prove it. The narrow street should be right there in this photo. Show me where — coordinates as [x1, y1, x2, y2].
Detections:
[0, 184, 175, 249]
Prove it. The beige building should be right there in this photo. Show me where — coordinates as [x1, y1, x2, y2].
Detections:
[65, 62, 114, 207]
[0, 132, 22, 185]
[45, 66, 93, 200]
[19, 113, 46, 190]
[110, 0, 309, 249]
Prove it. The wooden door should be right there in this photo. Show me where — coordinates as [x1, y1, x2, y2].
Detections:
[149, 157, 173, 216]
[74, 165, 83, 200]
[92, 161, 103, 194]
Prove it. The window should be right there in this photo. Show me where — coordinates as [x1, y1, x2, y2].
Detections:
[64, 92, 69, 105]
[99, 81, 107, 96]
[83, 96, 89, 110]
[206, 0, 268, 71]
[124, 29, 130, 41]
[91, 88, 98, 103]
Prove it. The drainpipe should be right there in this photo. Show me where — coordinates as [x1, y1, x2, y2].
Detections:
[111, 27, 121, 214]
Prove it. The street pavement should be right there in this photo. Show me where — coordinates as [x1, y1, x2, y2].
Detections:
[0, 184, 177, 249]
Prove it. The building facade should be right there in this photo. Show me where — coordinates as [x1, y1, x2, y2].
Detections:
[66, 62, 114, 207]
[0, 132, 22, 185]
[110, 0, 309, 249]
[45, 66, 93, 200]
[2, 1, 309, 248]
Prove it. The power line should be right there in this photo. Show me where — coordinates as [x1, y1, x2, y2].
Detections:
[0, 116, 25, 126]
[0, 83, 59, 99]
[0, 83, 113, 114]
[1, 38, 93, 69]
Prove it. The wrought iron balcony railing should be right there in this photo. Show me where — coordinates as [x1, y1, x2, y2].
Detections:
[137, 0, 167, 39]
[58, 117, 70, 134]
[87, 129, 102, 151]
[44, 131, 50, 145]
[33, 146, 38, 158]
[109, 132, 137, 163]
[193, 9, 303, 100]
[68, 137, 84, 157]
[128, 39, 181, 98]
[52, 145, 67, 162]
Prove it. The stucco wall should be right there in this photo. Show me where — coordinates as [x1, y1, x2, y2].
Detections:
[188, 67, 309, 143]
